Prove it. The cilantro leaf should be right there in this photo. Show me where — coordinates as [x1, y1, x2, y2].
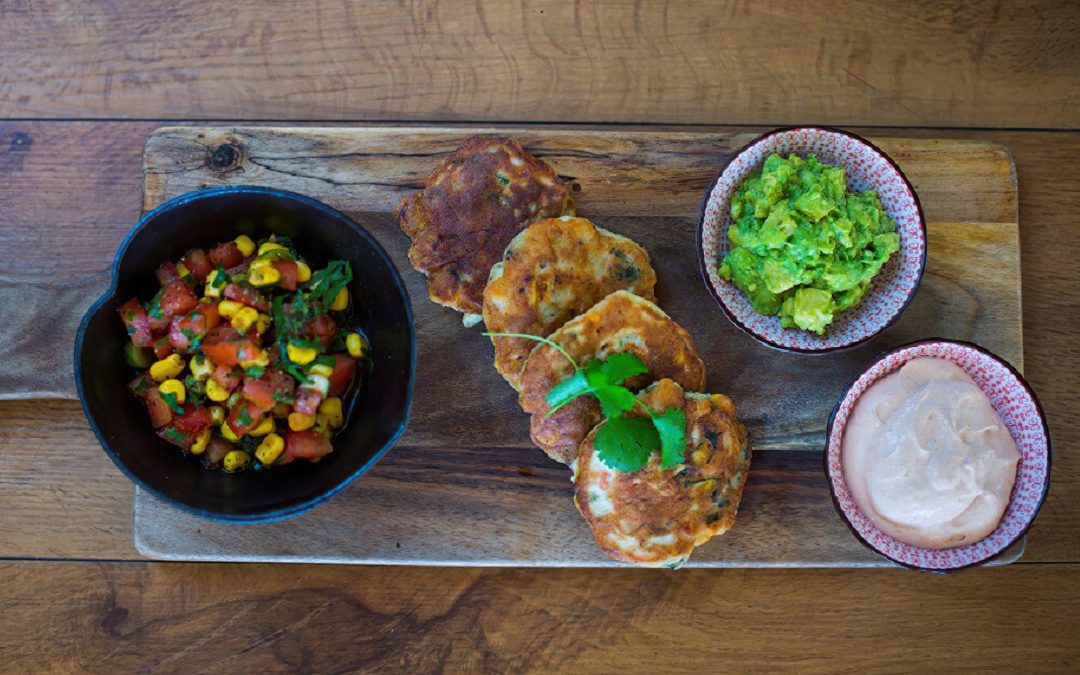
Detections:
[307, 261, 353, 309]
[655, 407, 687, 468]
[595, 415, 658, 472]
[160, 391, 185, 414]
[592, 385, 636, 419]
[545, 370, 590, 413]
[598, 352, 648, 386]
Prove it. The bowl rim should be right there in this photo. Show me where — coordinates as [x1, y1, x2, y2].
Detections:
[822, 337, 1053, 572]
[73, 185, 416, 524]
[696, 125, 928, 354]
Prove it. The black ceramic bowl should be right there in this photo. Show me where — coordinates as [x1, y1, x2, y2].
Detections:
[75, 186, 415, 522]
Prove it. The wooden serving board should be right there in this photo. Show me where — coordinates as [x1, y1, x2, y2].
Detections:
[134, 127, 1022, 567]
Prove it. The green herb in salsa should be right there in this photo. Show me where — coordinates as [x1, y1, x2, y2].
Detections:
[718, 153, 901, 334]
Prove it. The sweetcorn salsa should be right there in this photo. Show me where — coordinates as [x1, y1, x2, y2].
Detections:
[119, 234, 370, 472]
[718, 153, 901, 334]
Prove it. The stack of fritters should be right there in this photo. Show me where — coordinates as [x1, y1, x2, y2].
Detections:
[398, 136, 751, 566]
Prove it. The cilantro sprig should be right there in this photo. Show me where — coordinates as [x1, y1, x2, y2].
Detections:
[484, 332, 686, 472]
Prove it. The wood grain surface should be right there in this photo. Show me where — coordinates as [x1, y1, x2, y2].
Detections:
[120, 126, 1021, 566]
[3, 561, 1079, 672]
[1, 123, 1077, 566]
[2, 1, 1078, 128]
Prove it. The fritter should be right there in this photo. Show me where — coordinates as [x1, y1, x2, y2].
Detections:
[573, 379, 751, 567]
[518, 290, 706, 465]
[397, 136, 575, 324]
[484, 216, 657, 390]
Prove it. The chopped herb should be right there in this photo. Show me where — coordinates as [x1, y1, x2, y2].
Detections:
[484, 332, 687, 472]
[144, 288, 165, 319]
[272, 390, 295, 405]
[162, 426, 186, 444]
[307, 261, 353, 309]
[313, 354, 335, 368]
[211, 265, 228, 288]
[160, 391, 186, 414]
[245, 365, 266, 379]
[236, 409, 253, 427]
[180, 327, 198, 340]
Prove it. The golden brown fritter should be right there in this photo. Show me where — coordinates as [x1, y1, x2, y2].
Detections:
[573, 379, 752, 567]
[484, 216, 657, 390]
[397, 136, 574, 323]
[518, 291, 706, 465]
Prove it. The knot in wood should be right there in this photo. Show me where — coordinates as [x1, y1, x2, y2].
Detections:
[208, 142, 242, 172]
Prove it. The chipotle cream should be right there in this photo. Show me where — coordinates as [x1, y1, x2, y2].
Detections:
[842, 357, 1020, 549]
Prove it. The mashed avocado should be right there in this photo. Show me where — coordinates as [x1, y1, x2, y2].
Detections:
[718, 153, 901, 334]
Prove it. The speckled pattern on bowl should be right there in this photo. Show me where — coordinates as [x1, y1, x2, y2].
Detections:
[825, 340, 1051, 572]
[698, 127, 927, 353]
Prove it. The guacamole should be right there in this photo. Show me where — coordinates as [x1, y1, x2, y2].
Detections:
[718, 153, 901, 334]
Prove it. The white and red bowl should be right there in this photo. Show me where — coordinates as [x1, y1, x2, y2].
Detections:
[825, 339, 1052, 572]
[698, 127, 927, 353]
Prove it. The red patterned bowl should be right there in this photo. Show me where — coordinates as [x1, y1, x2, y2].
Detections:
[825, 339, 1051, 572]
[698, 127, 926, 353]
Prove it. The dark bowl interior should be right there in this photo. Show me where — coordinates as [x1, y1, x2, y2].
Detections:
[75, 186, 415, 522]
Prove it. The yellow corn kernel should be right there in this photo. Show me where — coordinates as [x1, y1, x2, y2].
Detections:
[190, 354, 213, 381]
[319, 397, 344, 428]
[218, 299, 244, 318]
[248, 264, 280, 287]
[329, 287, 349, 311]
[205, 379, 230, 402]
[190, 427, 211, 455]
[288, 412, 316, 431]
[176, 261, 190, 278]
[204, 269, 224, 299]
[295, 260, 312, 283]
[248, 415, 275, 437]
[223, 450, 250, 472]
[231, 306, 259, 333]
[258, 241, 288, 256]
[149, 354, 185, 381]
[286, 343, 318, 365]
[209, 406, 225, 426]
[255, 433, 285, 465]
[314, 413, 331, 437]
[159, 378, 186, 404]
[239, 349, 269, 369]
[255, 313, 271, 335]
[346, 332, 368, 358]
[307, 363, 333, 378]
[234, 234, 256, 257]
[220, 421, 241, 442]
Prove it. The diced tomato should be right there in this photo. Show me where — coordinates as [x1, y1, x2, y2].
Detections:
[226, 401, 264, 437]
[157, 426, 195, 450]
[203, 338, 262, 368]
[273, 260, 298, 291]
[293, 387, 322, 416]
[267, 368, 296, 399]
[180, 248, 212, 282]
[203, 438, 235, 467]
[224, 284, 269, 312]
[128, 373, 152, 399]
[226, 255, 254, 276]
[211, 364, 243, 392]
[307, 314, 338, 350]
[241, 377, 278, 413]
[144, 387, 174, 428]
[203, 324, 239, 345]
[152, 336, 174, 360]
[118, 298, 154, 348]
[168, 301, 221, 352]
[209, 242, 244, 269]
[284, 430, 333, 460]
[327, 355, 357, 396]
[160, 280, 199, 318]
[155, 262, 180, 286]
[173, 405, 212, 433]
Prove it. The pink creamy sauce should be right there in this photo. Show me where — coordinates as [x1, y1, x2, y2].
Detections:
[842, 357, 1020, 549]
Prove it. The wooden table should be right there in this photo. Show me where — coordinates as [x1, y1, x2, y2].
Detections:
[2, 1, 1079, 670]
